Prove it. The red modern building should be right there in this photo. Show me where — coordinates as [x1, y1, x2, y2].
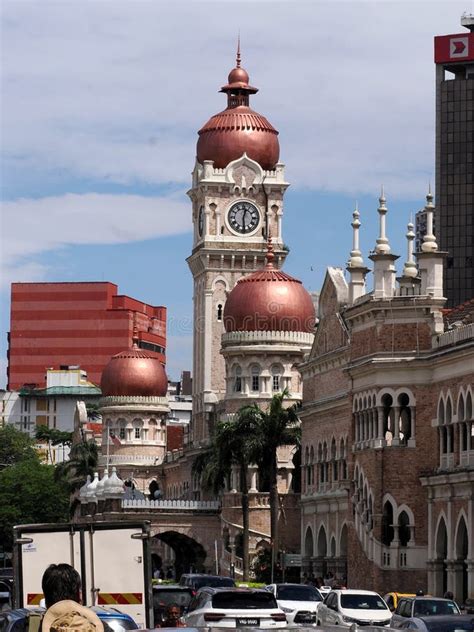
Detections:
[7, 282, 167, 389]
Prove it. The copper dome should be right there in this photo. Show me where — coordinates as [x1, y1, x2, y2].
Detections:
[224, 240, 315, 333]
[100, 344, 167, 398]
[196, 52, 279, 171]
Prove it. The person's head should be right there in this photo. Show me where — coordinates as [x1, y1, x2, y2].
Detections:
[444, 591, 454, 600]
[42, 564, 81, 609]
[164, 604, 181, 625]
[416, 589, 425, 596]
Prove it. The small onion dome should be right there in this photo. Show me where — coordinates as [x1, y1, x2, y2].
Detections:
[95, 469, 109, 498]
[100, 335, 167, 398]
[196, 48, 279, 170]
[224, 238, 315, 333]
[79, 474, 91, 502]
[104, 466, 125, 496]
[86, 472, 99, 502]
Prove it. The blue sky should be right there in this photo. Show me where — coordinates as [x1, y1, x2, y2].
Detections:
[1, 1, 471, 384]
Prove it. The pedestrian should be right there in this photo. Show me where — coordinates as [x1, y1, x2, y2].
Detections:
[28, 564, 104, 632]
[444, 591, 454, 600]
[156, 604, 184, 628]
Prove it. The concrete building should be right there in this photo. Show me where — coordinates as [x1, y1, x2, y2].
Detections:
[7, 281, 166, 389]
[300, 194, 474, 601]
[434, 15, 474, 307]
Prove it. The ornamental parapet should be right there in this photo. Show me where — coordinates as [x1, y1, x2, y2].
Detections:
[98, 454, 162, 466]
[221, 330, 314, 346]
[122, 499, 220, 511]
[99, 395, 169, 411]
[434, 323, 474, 349]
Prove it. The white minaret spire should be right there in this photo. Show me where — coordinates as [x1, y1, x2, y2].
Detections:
[347, 202, 369, 304]
[421, 185, 438, 252]
[402, 220, 418, 278]
[374, 186, 391, 254]
[348, 202, 364, 268]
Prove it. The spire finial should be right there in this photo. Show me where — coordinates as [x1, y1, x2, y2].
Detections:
[348, 202, 364, 268]
[421, 187, 438, 252]
[402, 218, 418, 278]
[236, 32, 241, 68]
[374, 186, 391, 254]
[265, 232, 275, 268]
[132, 313, 139, 349]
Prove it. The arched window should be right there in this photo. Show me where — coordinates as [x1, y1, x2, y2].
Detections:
[458, 393, 465, 422]
[398, 511, 411, 547]
[251, 365, 260, 392]
[217, 303, 223, 322]
[271, 365, 282, 392]
[382, 500, 394, 546]
[234, 366, 242, 393]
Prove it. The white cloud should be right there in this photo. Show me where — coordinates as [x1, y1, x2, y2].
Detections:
[1, 1, 467, 198]
[1, 192, 191, 288]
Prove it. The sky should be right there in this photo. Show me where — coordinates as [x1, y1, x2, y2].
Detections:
[1, 0, 472, 385]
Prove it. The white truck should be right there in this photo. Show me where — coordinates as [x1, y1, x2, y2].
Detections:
[13, 520, 153, 629]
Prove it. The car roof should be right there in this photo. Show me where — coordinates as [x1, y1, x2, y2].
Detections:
[199, 587, 269, 594]
[153, 585, 192, 591]
[333, 589, 381, 595]
[416, 614, 474, 622]
[91, 607, 135, 620]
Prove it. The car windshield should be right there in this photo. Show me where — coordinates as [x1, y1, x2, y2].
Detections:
[413, 600, 460, 616]
[340, 594, 388, 610]
[212, 592, 277, 609]
[99, 619, 138, 632]
[153, 590, 192, 609]
[276, 586, 322, 602]
[196, 577, 235, 589]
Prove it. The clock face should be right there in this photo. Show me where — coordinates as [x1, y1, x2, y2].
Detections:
[198, 206, 204, 236]
[228, 201, 260, 234]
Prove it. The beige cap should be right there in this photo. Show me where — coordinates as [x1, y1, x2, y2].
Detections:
[42, 600, 104, 632]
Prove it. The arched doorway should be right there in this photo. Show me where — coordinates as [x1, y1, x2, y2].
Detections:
[153, 531, 207, 579]
[435, 518, 448, 597]
[339, 524, 348, 582]
[317, 525, 328, 578]
[455, 516, 469, 603]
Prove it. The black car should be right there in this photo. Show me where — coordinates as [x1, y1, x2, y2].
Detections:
[398, 614, 474, 630]
[152, 585, 194, 625]
[178, 574, 235, 594]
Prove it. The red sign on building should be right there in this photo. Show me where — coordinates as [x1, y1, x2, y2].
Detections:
[434, 33, 474, 64]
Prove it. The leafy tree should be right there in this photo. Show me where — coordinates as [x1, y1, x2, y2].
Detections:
[238, 390, 301, 582]
[54, 439, 99, 495]
[0, 425, 38, 466]
[35, 426, 73, 463]
[86, 403, 102, 422]
[193, 417, 256, 580]
[0, 459, 69, 550]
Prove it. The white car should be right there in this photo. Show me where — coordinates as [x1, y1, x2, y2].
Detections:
[184, 587, 287, 628]
[265, 583, 323, 625]
[317, 589, 392, 628]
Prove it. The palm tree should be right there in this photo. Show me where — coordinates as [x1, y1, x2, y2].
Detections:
[54, 439, 99, 505]
[238, 389, 301, 582]
[192, 417, 255, 580]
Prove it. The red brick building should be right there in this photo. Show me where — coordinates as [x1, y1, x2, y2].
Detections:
[7, 282, 166, 389]
[300, 196, 474, 601]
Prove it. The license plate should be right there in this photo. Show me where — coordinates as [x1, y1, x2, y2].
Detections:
[236, 618, 260, 626]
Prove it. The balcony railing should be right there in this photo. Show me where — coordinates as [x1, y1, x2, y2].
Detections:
[122, 499, 220, 511]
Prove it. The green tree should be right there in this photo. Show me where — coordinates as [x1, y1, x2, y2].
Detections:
[193, 417, 256, 581]
[35, 425, 73, 463]
[0, 425, 38, 466]
[54, 439, 99, 494]
[238, 390, 301, 582]
[0, 459, 69, 550]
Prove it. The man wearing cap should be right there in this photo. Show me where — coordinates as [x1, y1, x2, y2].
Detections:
[29, 564, 103, 632]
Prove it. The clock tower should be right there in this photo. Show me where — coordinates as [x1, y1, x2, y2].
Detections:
[187, 47, 289, 445]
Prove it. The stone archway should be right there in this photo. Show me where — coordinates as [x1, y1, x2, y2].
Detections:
[455, 516, 469, 603]
[153, 531, 207, 579]
[435, 518, 448, 596]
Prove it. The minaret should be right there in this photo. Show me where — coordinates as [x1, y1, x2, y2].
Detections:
[416, 188, 446, 298]
[369, 188, 399, 298]
[187, 47, 289, 445]
[397, 219, 421, 295]
[346, 203, 369, 304]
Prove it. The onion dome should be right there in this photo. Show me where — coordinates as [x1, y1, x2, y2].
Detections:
[196, 42, 279, 170]
[104, 466, 125, 496]
[95, 469, 109, 498]
[85, 472, 99, 502]
[79, 474, 91, 502]
[224, 238, 315, 333]
[100, 326, 167, 398]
